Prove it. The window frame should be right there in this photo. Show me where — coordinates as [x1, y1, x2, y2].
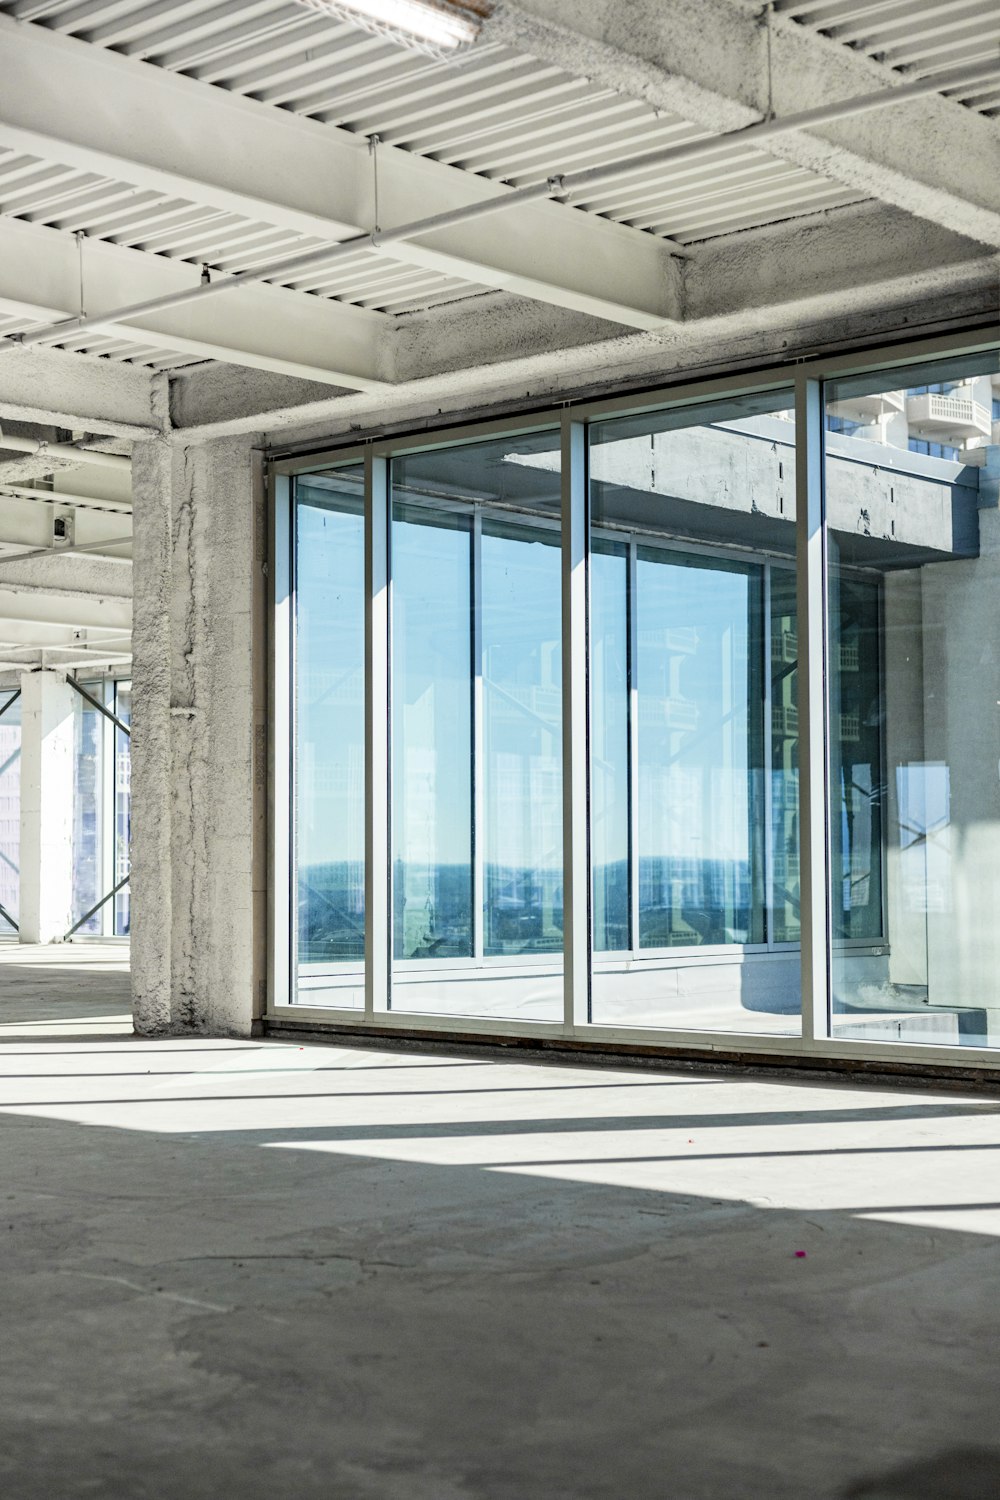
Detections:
[268, 324, 1000, 1070]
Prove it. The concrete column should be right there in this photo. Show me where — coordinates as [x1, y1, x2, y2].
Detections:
[130, 433, 266, 1037]
[18, 670, 76, 944]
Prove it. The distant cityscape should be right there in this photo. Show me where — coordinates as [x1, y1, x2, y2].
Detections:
[298, 857, 764, 964]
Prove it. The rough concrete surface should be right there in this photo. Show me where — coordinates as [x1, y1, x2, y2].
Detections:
[2, 950, 1000, 1498]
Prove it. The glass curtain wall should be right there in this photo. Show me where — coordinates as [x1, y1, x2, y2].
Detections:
[293, 466, 366, 1008]
[0, 690, 20, 934]
[113, 681, 131, 936]
[824, 353, 1000, 1048]
[588, 393, 799, 1033]
[70, 679, 132, 938]
[390, 432, 563, 1020]
[283, 345, 1000, 1062]
[72, 686, 104, 935]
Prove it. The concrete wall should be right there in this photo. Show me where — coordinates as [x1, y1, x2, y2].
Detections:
[130, 434, 265, 1037]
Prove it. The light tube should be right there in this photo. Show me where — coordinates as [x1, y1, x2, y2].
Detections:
[292, 0, 486, 55]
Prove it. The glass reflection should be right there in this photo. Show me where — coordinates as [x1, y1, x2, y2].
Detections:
[294, 470, 365, 1007]
[388, 431, 563, 1021]
[769, 569, 800, 945]
[636, 551, 762, 949]
[588, 391, 800, 1033]
[482, 521, 562, 957]
[114, 681, 131, 937]
[392, 507, 473, 959]
[825, 353, 1000, 1047]
[0, 692, 20, 933]
[72, 687, 103, 935]
[591, 542, 630, 952]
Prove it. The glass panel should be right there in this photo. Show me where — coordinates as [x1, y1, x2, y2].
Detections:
[72, 685, 104, 936]
[391, 505, 473, 961]
[481, 518, 562, 961]
[769, 567, 800, 946]
[825, 353, 1000, 1047]
[636, 549, 762, 951]
[113, 681, 131, 937]
[591, 542, 630, 953]
[389, 430, 563, 1021]
[294, 468, 366, 1009]
[0, 693, 20, 933]
[589, 390, 800, 1033]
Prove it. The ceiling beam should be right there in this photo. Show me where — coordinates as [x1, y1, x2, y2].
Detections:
[171, 200, 1000, 441]
[0, 215, 391, 390]
[0, 12, 682, 328]
[489, 0, 1000, 247]
[0, 342, 160, 436]
[0, 582, 131, 630]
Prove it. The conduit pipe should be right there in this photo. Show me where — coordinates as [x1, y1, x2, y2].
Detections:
[0, 433, 132, 471]
[3, 54, 999, 354]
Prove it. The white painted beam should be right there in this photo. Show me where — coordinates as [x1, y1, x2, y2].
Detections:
[489, 0, 1000, 247]
[0, 11, 682, 327]
[0, 581, 131, 628]
[0, 215, 390, 390]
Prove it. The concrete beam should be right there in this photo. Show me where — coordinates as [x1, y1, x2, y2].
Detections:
[0, 215, 391, 391]
[0, 12, 682, 328]
[0, 344, 161, 437]
[684, 203, 999, 325]
[488, 0, 1000, 247]
[171, 204, 999, 443]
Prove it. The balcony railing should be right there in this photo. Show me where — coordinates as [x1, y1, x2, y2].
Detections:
[907, 393, 992, 443]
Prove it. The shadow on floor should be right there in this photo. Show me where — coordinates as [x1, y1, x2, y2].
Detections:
[0, 942, 130, 1037]
[0, 1095, 997, 1500]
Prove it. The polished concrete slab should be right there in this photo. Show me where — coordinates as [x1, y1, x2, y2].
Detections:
[1, 950, 999, 1498]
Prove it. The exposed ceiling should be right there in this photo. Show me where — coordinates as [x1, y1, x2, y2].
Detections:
[0, 0, 997, 383]
[776, 0, 1000, 113]
[0, 0, 995, 669]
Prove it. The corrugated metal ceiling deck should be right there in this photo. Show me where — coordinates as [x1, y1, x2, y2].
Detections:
[776, 0, 1000, 116]
[0, 0, 863, 251]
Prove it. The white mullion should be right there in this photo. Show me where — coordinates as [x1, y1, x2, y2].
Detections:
[472, 510, 485, 962]
[795, 373, 830, 1043]
[561, 415, 591, 1029]
[628, 538, 640, 958]
[365, 451, 391, 1019]
[762, 564, 775, 949]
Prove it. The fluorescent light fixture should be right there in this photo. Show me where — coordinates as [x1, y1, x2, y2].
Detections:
[292, 0, 489, 56]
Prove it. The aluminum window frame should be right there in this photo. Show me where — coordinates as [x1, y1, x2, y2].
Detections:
[269, 322, 1000, 1070]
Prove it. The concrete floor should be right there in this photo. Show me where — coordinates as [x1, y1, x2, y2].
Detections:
[1, 949, 1000, 1497]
